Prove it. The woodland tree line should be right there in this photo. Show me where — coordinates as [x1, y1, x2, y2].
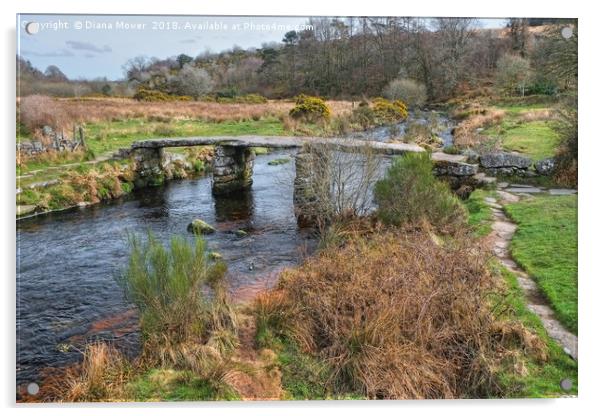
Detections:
[18, 17, 576, 102]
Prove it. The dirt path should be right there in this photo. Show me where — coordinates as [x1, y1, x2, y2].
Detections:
[226, 315, 283, 400]
[486, 188, 578, 360]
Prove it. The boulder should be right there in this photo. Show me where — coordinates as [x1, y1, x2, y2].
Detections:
[209, 251, 223, 260]
[187, 219, 216, 235]
[462, 149, 480, 164]
[534, 157, 556, 176]
[480, 152, 532, 169]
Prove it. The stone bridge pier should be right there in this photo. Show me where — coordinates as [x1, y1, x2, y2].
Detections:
[131, 147, 166, 187]
[132, 144, 256, 194]
[211, 145, 255, 195]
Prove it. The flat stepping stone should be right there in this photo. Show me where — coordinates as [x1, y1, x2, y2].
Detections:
[498, 182, 509, 188]
[505, 187, 542, 193]
[496, 190, 520, 203]
[509, 183, 538, 188]
[549, 188, 577, 195]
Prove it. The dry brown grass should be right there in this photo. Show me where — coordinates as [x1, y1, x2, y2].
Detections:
[43, 342, 132, 402]
[18, 96, 355, 129]
[18, 95, 73, 137]
[257, 228, 547, 399]
[454, 108, 506, 147]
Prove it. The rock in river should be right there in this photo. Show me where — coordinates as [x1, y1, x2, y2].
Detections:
[187, 219, 216, 235]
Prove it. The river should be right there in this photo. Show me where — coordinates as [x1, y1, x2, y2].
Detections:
[16, 112, 455, 386]
[16, 149, 315, 385]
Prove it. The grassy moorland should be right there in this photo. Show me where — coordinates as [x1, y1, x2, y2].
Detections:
[505, 195, 578, 334]
[16, 97, 358, 176]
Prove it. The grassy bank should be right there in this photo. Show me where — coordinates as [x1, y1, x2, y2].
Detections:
[17, 147, 211, 216]
[452, 100, 561, 162]
[494, 264, 577, 397]
[482, 118, 559, 160]
[505, 195, 578, 334]
[484, 104, 560, 161]
[253, 227, 577, 399]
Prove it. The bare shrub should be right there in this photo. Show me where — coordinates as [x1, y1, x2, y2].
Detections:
[169, 64, 214, 99]
[383, 78, 427, 108]
[495, 54, 533, 96]
[294, 141, 381, 231]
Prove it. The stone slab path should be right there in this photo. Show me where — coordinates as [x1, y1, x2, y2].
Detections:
[487, 187, 578, 360]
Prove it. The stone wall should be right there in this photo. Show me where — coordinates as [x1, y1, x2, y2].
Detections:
[17, 126, 85, 157]
[478, 152, 556, 177]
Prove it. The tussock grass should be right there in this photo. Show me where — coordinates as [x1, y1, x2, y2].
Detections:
[255, 227, 549, 399]
[50, 233, 242, 402]
[52, 342, 132, 402]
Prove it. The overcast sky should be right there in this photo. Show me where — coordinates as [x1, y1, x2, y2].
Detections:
[18, 14, 507, 80]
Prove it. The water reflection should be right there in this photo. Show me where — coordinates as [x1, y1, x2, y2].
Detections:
[214, 189, 254, 222]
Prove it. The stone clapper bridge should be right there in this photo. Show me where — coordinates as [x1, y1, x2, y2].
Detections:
[129, 135, 481, 217]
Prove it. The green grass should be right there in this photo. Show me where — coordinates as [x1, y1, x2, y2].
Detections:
[85, 117, 285, 156]
[481, 103, 560, 161]
[482, 120, 559, 161]
[505, 195, 577, 334]
[494, 264, 578, 397]
[277, 340, 329, 400]
[464, 189, 495, 237]
[493, 103, 552, 115]
[126, 369, 240, 401]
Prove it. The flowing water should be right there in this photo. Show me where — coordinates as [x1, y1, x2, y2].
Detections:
[16, 149, 315, 385]
[350, 110, 454, 146]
